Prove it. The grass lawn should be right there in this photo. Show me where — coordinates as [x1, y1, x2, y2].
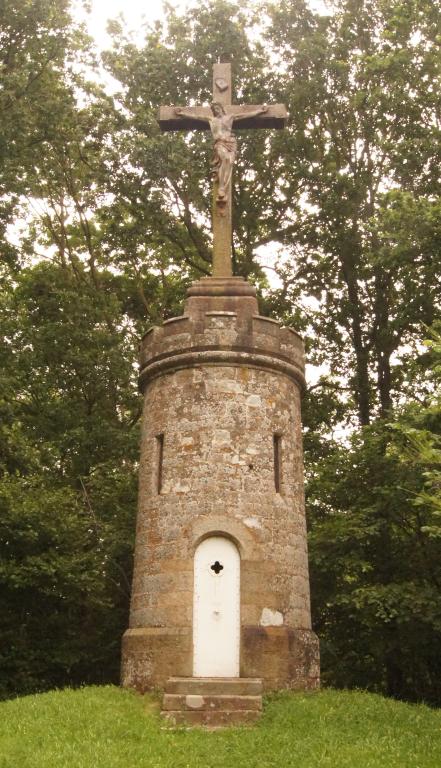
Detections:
[0, 685, 440, 767]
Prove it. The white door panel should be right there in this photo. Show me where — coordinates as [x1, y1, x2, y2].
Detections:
[193, 536, 240, 677]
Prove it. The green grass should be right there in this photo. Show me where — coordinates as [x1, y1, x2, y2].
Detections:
[1, 686, 440, 767]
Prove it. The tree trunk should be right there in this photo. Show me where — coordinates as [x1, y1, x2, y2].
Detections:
[340, 245, 371, 425]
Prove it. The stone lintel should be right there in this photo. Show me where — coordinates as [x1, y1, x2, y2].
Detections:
[205, 311, 237, 317]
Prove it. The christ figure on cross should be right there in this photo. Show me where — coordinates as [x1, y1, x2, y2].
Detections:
[158, 63, 286, 277]
[175, 101, 268, 205]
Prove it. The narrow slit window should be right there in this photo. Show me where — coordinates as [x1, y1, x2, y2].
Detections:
[156, 434, 164, 494]
[273, 434, 282, 493]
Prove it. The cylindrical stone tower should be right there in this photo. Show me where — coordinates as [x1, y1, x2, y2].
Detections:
[121, 277, 319, 692]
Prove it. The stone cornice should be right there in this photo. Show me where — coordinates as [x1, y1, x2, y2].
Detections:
[139, 346, 305, 391]
[139, 276, 305, 392]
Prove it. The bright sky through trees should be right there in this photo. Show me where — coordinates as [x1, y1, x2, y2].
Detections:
[80, 0, 197, 47]
[80, 0, 328, 48]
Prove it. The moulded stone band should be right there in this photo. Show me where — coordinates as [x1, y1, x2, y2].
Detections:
[187, 278, 257, 297]
[138, 348, 306, 391]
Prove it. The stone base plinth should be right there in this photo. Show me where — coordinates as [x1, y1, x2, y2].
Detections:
[241, 626, 320, 691]
[121, 627, 192, 692]
[121, 625, 319, 693]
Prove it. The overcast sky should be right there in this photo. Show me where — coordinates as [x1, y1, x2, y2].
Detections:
[79, 0, 328, 49]
[80, 0, 195, 47]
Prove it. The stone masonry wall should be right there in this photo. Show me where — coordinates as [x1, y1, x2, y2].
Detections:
[121, 278, 320, 691]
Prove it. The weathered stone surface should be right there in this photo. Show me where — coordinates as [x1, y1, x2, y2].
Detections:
[163, 694, 262, 711]
[121, 276, 320, 694]
[158, 104, 288, 132]
[139, 279, 305, 390]
[165, 676, 263, 696]
[121, 628, 191, 692]
[162, 709, 261, 727]
[241, 627, 320, 691]
[161, 676, 263, 727]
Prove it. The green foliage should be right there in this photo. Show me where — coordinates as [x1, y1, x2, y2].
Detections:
[307, 329, 441, 704]
[388, 329, 441, 536]
[100, 0, 441, 425]
[1, 686, 441, 767]
[0, 260, 142, 698]
[308, 422, 441, 704]
[0, 0, 92, 264]
[267, 0, 441, 424]
[101, 0, 310, 287]
[0, 478, 118, 695]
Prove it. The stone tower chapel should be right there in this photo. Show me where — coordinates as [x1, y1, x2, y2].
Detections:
[121, 64, 319, 726]
[121, 277, 320, 713]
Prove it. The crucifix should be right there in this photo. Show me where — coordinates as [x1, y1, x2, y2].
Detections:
[158, 63, 287, 278]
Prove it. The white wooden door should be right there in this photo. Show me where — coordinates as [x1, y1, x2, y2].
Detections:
[193, 536, 240, 677]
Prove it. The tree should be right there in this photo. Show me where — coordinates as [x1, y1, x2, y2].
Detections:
[390, 329, 441, 541]
[268, 0, 441, 425]
[101, 0, 441, 426]
[307, 420, 441, 704]
[0, 0, 193, 696]
[101, 0, 292, 285]
[0, 0, 92, 263]
[0, 260, 142, 697]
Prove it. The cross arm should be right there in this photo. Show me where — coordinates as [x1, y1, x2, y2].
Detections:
[158, 106, 212, 132]
[230, 104, 287, 129]
[158, 104, 288, 132]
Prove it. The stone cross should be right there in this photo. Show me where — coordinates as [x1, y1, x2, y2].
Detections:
[158, 63, 287, 278]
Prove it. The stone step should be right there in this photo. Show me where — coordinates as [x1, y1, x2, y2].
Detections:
[165, 677, 263, 696]
[162, 709, 261, 727]
[162, 693, 262, 712]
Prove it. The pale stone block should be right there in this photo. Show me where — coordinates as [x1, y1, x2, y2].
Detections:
[172, 482, 191, 493]
[260, 608, 284, 626]
[212, 429, 231, 446]
[243, 516, 262, 530]
[185, 695, 205, 709]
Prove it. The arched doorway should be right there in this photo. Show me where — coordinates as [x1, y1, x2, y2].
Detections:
[193, 536, 240, 677]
